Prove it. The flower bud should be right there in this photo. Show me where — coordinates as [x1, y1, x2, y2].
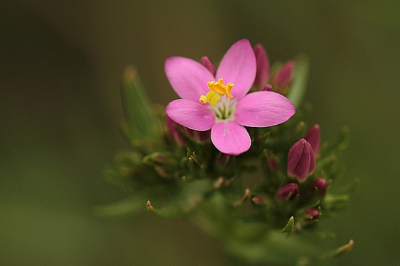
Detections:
[165, 114, 185, 146]
[311, 178, 328, 197]
[277, 183, 300, 201]
[304, 208, 319, 221]
[260, 84, 274, 92]
[287, 139, 316, 182]
[305, 124, 321, 155]
[267, 156, 279, 171]
[253, 44, 271, 89]
[200, 56, 216, 76]
[183, 127, 211, 143]
[218, 153, 231, 165]
[251, 196, 267, 205]
[274, 61, 294, 87]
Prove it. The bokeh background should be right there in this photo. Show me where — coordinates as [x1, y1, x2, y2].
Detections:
[1, 1, 399, 265]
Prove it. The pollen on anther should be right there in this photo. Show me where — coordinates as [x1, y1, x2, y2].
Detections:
[199, 95, 207, 104]
[207, 78, 234, 98]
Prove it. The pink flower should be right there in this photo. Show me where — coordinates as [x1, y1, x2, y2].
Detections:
[165, 39, 295, 155]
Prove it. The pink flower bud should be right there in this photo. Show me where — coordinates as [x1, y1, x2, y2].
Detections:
[274, 61, 294, 87]
[277, 183, 300, 201]
[304, 208, 319, 221]
[305, 124, 321, 155]
[253, 44, 271, 89]
[183, 127, 211, 143]
[287, 139, 316, 182]
[252, 196, 267, 205]
[260, 84, 274, 92]
[200, 56, 216, 76]
[218, 153, 231, 165]
[267, 156, 279, 171]
[165, 114, 185, 146]
[311, 178, 328, 197]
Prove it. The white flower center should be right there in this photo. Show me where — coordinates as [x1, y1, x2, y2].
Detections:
[209, 95, 236, 123]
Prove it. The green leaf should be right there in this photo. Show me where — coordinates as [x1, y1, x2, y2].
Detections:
[287, 54, 310, 107]
[121, 66, 160, 141]
[93, 196, 145, 217]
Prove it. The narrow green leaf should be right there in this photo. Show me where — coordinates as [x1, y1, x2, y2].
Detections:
[93, 196, 145, 217]
[121, 66, 159, 140]
[287, 54, 310, 107]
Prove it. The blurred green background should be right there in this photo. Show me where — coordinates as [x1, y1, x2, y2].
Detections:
[1, 0, 399, 265]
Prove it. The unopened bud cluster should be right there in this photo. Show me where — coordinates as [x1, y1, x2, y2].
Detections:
[252, 124, 339, 230]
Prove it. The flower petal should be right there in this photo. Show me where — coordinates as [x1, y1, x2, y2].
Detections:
[165, 57, 215, 102]
[211, 121, 251, 155]
[235, 91, 295, 127]
[216, 39, 256, 100]
[166, 99, 215, 131]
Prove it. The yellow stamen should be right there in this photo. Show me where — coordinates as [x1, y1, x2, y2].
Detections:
[199, 95, 208, 104]
[207, 78, 234, 98]
[206, 91, 220, 106]
[199, 78, 234, 105]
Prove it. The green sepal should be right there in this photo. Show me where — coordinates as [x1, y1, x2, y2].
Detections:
[282, 216, 295, 234]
